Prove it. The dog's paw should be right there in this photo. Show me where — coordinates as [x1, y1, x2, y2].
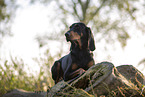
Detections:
[79, 68, 86, 75]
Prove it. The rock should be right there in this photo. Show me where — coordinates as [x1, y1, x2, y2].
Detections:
[85, 63, 145, 96]
[117, 65, 145, 86]
[2, 89, 47, 97]
[48, 62, 145, 96]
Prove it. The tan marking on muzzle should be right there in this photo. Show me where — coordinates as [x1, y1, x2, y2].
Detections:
[70, 31, 81, 40]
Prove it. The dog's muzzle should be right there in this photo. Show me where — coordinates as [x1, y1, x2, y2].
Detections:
[65, 31, 70, 41]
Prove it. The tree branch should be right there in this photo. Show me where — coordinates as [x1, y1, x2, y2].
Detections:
[72, 0, 81, 20]
[78, 0, 90, 22]
[90, 0, 106, 20]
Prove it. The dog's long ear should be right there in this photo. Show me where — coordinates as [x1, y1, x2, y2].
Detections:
[87, 27, 96, 51]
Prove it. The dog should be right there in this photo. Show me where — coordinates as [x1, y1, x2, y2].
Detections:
[51, 22, 95, 84]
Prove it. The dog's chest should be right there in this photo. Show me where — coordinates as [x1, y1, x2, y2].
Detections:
[72, 51, 92, 69]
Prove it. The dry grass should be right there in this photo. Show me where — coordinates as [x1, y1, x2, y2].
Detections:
[51, 73, 145, 97]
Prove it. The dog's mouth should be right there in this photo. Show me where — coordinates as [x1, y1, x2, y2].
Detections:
[66, 37, 70, 42]
[65, 35, 70, 42]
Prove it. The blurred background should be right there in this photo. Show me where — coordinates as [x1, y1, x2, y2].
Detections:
[0, 0, 145, 96]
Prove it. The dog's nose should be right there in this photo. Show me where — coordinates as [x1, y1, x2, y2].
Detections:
[65, 31, 70, 38]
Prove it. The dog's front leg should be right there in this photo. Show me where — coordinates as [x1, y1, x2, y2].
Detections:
[67, 68, 86, 83]
[51, 61, 63, 84]
[69, 68, 86, 78]
[65, 68, 86, 80]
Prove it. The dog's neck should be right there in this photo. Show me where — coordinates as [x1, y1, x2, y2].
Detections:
[71, 43, 91, 55]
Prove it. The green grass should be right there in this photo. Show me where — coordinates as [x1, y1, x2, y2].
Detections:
[0, 50, 55, 96]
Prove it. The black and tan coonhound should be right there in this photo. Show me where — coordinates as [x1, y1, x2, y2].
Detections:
[51, 22, 95, 84]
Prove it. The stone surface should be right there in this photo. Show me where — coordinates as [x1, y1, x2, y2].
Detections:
[48, 62, 145, 96]
[117, 65, 145, 86]
[2, 89, 47, 97]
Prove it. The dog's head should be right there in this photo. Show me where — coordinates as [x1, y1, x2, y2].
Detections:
[65, 22, 95, 51]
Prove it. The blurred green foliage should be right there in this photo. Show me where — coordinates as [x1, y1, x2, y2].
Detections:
[0, 50, 54, 96]
[1, 0, 145, 48]
[35, 0, 145, 48]
[0, 0, 18, 44]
